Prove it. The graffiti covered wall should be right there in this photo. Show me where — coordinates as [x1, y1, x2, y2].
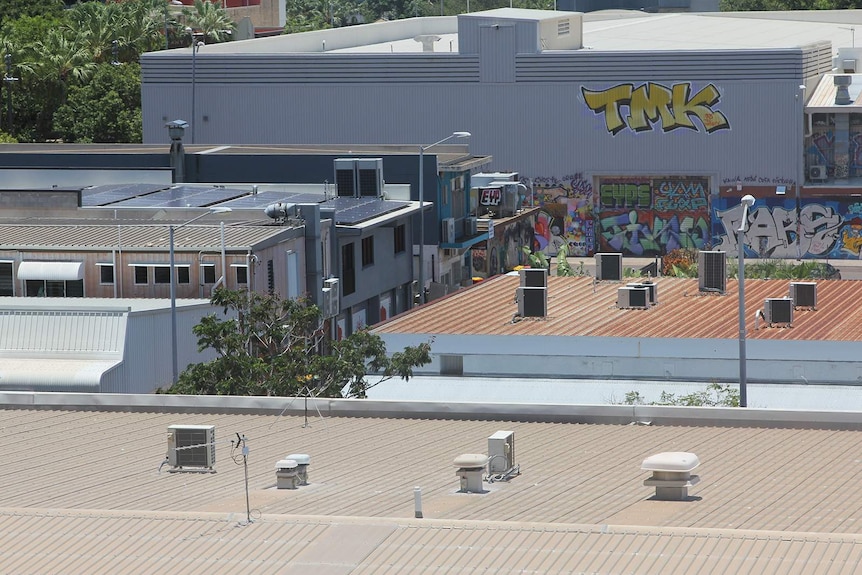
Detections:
[596, 176, 711, 256]
[531, 173, 595, 258]
[471, 212, 538, 277]
[710, 197, 862, 259]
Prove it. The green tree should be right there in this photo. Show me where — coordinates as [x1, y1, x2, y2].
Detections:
[53, 62, 142, 143]
[183, 0, 236, 43]
[0, 0, 64, 28]
[166, 288, 432, 398]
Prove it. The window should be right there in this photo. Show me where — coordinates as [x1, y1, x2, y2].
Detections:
[154, 266, 170, 284]
[0, 262, 12, 296]
[361, 236, 374, 267]
[25, 279, 83, 298]
[341, 243, 355, 296]
[134, 266, 148, 285]
[394, 224, 406, 254]
[177, 267, 190, 284]
[235, 265, 248, 285]
[98, 264, 114, 285]
[201, 264, 216, 284]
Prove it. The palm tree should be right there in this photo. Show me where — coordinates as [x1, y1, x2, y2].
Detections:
[183, 0, 235, 44]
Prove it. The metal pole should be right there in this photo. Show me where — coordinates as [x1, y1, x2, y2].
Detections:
[170, 225, 178, 384]
[418, 146, 425, 305]
[191, 41, 198, 144]
[164, 3, 170, 50]
[220, 220, 227, 289]
[737, 222, 747, 408]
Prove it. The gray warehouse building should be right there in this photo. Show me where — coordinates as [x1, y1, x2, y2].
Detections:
[141, 9, 862, 260]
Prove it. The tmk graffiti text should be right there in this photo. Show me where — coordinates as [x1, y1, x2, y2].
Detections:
[582, 82, 730, 135]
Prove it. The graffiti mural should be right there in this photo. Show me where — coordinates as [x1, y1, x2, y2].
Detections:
[581, 82, 730, 135]
[711, 198, 852, 259]
[471, 212, 537, 277]
[531, 173, 594, 258]
[596, 176, 711, 256]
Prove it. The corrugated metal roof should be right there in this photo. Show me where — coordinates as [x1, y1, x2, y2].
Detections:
[806, 73, 862, 112]
[0, 223, 290, 250]
[3, 404, 862, 572]
[374, 275, 862, 341]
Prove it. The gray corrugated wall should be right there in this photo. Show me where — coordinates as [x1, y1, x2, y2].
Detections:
[143, 48, 808, 183]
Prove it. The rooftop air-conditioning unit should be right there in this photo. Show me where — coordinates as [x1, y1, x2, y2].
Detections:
[698, 251, 726, 293]
[627, 281, 657, 305]
[520, 267, 548, 288]
[595, 253, 622, 281]
[809, 165, 827, 181]
[322, 278, 340, 317]
[167, 424, 215, 470]
[488, 430, 515, 474]
[617, 286, 649, 309]
[442, 217, 456, 244]
[334, 158, 384, 197]
[464, 216, 478, 236]
[790, 281, 817, 310]
[764, 297, 793, 326]
[517, 286, 547, 317]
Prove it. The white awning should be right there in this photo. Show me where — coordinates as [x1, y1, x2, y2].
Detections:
[17, 261, 84, 281]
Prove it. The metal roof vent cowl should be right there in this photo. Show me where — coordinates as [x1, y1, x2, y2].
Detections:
[835, 75, 852, 105]
[642, 451, 700, 501]
[454, 453, 488, 494]
[275, 459, 299, 489]
[285, 453, 311, 485]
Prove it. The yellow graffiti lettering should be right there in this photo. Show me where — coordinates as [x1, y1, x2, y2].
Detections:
[582, 84, 634, 135]
[582, 82, 730, 135]
[627, 83, 675, 132]
[666, 83, 730, 132]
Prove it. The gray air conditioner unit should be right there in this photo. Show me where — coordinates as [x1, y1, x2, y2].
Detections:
[627, 282, 657, 305]
[698, 251, 726, 293]
[520, 267, 548, 288]
[334, 157, 384, 197]
[322, 278, 340, 317]
[488, 430, 516, 474]
[809, 165, 827, 181]
[464, 216, 478, 236]
[617, 286, 649, 309]
[764, 297, 793, 326]
[167, 424, 215, 470]
[516, 286, 547, 317]
[595, 253, 622, 281]
[790, 281, 817, 310]
[442, 217, 456, 244]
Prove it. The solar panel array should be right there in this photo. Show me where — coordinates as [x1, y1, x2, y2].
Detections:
[81, 183, 169, 207]
[324, 197, 411, 225]
[220, 191, 328, 209]
[110, 186, 248, 208]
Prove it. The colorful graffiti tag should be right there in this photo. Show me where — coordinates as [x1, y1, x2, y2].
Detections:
[597, 177, 711, 256]
[581, 82, 730, 136]
[471, 213, 537, 277]
[712, 199, 847, 259]
[532, 173, 594, 258]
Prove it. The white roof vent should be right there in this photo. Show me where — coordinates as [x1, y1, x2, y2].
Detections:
[275, 459, 299, 489]
[842, 59, 857, 73]
[414, 35, 441, 52]
[642, 451, 700, 501]
[286, 453, 311, 485]
[454, 453, 488, 494]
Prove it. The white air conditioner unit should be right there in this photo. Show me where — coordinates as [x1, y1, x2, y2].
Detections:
[626, 282, 657, 305]
[764, 297, 793, 326]
[488, 430, 515, 474]
[167, 424, 215, 470]
[442, 217, 456, 244]
[595, 253, 622, 281]
[323, 278, 340, 317]
[334, 158, 384, 197]
[809, 165, 827, 181]
[790, 281, 817, 310]
[617, 286, 649, 309]
[698, 251, 726, 293]
[520, 267, 548, 288]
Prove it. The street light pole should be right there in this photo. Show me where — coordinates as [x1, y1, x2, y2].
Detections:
[186, 29, 204, 144]
[170, 207, 232, 385]
[3, 53, 19, 133]
[737, 192, 755, 408]
[418, 131, 471, 305]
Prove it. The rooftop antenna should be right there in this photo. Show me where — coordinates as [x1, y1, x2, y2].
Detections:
[231, 433, 253, 525]
[839, 26, 856, 48]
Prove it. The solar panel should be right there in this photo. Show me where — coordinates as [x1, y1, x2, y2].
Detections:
[81, 183, 169, 206]
[334, 199, 411, 225]
[219, 191, 327, 209]
[111, 186, 247, 208]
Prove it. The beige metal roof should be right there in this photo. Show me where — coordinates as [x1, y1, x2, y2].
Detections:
[806, 73, 862, 113]
[2, 397, 862, 573]
[374, 274, 862, 341]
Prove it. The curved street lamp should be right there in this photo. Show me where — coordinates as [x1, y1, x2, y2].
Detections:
[169, 207, 232, 385]
[737, 193, 755, 407]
